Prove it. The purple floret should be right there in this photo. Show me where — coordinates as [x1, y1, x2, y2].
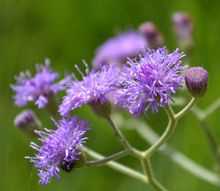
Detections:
[93, 31, 147, 68]
[12, 60, 69, 108]
[59, 65, 120, 116]
[112, 48, 185, 116]
[27, 117, 88, 184]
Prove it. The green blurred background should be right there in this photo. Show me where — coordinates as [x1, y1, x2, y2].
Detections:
[1, 0, 220, 190]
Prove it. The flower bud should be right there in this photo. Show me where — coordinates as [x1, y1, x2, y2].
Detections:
[185, 67, 208, 97]
[14, 110, 41, 136]
[138, 22, 164, 49]
[172, 12, 193, 51]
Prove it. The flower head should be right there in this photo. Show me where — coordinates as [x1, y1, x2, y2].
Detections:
[185, 66, 208, 97]
[12, 59, 68, 108]
[112, 48, 185, 116]
[93, 31, 147, 68]
[27, 117, 88, 184]
[59, 65, 120, 116]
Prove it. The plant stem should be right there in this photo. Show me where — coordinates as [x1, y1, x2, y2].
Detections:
[139, 98, 196, 190]
[199, 122, 220, 169]
[82, 147, 148, 184]
[144, 106, 176, 158]
[191, 104, 220, 169]
[141, 158, 168, 191]
[129, 118, 220, 187]
[99, 98, 196, 190]
[85, 149, 129, 166]
[203, 98, 220, 119]
[175, 97, 196, 119]
[106, 116, 141, 157]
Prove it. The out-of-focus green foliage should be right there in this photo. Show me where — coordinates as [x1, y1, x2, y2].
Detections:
[1, 0, 220, 190]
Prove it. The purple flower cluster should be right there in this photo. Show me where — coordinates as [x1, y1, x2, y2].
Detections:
[112, 48, 185, 116]
[60, 48, 185, 117]
[93, 31, 147, 68]
[59, 65, 120, 116]
[12, 37, 185, 186]
[27, 117, 88, 184]
[12, 60, 67, 108]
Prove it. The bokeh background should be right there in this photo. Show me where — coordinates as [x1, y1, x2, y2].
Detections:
[1, 0, 220, 190]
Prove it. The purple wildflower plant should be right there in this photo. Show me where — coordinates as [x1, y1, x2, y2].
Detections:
[112, 48, 185, 116]
[93, 31, 147, 68]
[27, 117, 88, 184]
[59, 64, 120, 116]
[12, 59, 69, 108]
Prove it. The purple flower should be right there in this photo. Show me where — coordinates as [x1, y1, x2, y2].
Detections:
[93, 31, 147, 68]
[27, 117, 88, 184]
[138, 22, 164, 49]
[12, 60, 69, 108]
[59, 65, 120, 116]
[112, 48, 185, 116]
[172, 12, 193, 50]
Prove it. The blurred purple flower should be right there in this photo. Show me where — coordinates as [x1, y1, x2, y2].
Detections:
[112, 48, 185, 116]
[27, 117, 88, 184]
[138, 22, 164, 49]
[12, 59, 69, 108]
[172, 12, 193, 50]
[93, 31, 147, 68]
[59, 65, 120, 116]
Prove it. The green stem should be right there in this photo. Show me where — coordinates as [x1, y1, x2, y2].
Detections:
[112, 113, 220, 187]
[203, 98, 220, 119]
[106, 116, 141, 157]
[141, 158, 168, 191]
[192, 104, 220, 169]
[85, 97, 196, 190]
[144, 106, 176, 157]
[82, 147, 148, 184]
[135, 119, 220, 187]
[139, 98, 196, 189]
[199, 122, 220, 169]
[175, 97, 196, 119]
[85, 150, 129, 166]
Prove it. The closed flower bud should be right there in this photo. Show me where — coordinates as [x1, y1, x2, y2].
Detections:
[14, 110, 41, 136]
[138, 22, 164, 49]
[185, 67, 208, 97]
